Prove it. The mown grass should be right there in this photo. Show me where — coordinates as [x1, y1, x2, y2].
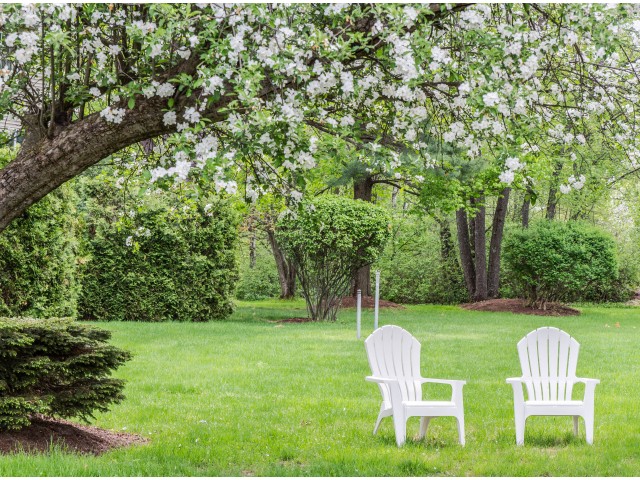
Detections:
[1, 299, 639, 476]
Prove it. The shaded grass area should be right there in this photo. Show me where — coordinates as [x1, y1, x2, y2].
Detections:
[0, 300, 639, 476]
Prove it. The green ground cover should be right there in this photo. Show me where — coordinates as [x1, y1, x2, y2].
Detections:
[0, 299, 638, 476]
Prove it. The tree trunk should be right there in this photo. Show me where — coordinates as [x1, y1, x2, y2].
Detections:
[521, 195, 530, 228]
[249, 231, 257, 269]
[455, 208, 475, 299]
[546, 161, 563, 220]
[267, 229, 296, 299]
[487, 187, 510, 298]
[0, 57, 229, 233]
[352, 174, 375, 296]
[472, 196, 487, 301]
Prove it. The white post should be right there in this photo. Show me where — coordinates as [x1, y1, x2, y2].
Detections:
[356, 289, 362, 340]
[374, 270, 380, 330]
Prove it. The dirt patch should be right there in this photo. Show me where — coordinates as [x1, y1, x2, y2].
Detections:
[461, 298, 580, 317]
[339, 296, 404, 309]
[0, 415, 147, 455]
[276, 317, 314, 323]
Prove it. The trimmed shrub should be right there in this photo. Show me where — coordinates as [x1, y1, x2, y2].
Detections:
[0, 317, 131, 431]
[0, 148, 78, 318]
[503, 221, 619, 308]
[277, 195, 391, 321]
[78, 186, 238, 322]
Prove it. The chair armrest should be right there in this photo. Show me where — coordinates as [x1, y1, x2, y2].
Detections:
[418, 377, 466, 386]
[506, 377, 526, 384]
[365, 375, 399, 384]
[574, 377, 600, 385]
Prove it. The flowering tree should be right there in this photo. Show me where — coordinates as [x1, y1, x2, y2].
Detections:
[2, 2, 640, 249]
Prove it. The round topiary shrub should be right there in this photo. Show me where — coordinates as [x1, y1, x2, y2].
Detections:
[503, 220, 619, 308]
[78, 193, 238, 322]
[276, 195, 391, 321]
[0, 317, 131, 431]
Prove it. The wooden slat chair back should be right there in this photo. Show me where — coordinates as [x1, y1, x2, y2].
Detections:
[365, 325, 466, 447]
[507, 326, 600, 445]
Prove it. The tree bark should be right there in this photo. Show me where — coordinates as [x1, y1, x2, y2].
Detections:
[266, 229, 296, 299]
[472, 196, 487, 301]
[351, 174, 375, 296]
[521, 194, 531, 228]
[546, 161, 563, 220]
[0, 66, 233, 234]
[249, 228, 257, 269]
[455, 208, 475, 299]
[487, 187, 510, 298]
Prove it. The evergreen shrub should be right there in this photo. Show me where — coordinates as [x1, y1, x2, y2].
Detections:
[0, 317, 131, 430]
[0, 148, 78, 317]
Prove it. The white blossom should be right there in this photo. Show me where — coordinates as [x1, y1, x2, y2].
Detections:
[163, 111, 177, 126]
[156, 83, 175, 98]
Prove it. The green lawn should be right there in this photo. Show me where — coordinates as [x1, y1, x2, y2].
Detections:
[1, 299, 639, 476]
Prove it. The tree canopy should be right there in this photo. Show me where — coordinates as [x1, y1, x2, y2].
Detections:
[1, 4, 640, 230]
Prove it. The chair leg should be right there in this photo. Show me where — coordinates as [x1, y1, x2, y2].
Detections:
[515, 410, 526, 446]
[573, 416, 580, 436]
[456, 415, 465, 446]
[392, 412, 407, 447]
[373, 404, 386, 435]
[584, 414, 595, 445]
[418, 417, 431, 440]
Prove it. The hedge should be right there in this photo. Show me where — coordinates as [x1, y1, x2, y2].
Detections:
[0, 148, 78, 318]
[78, 187, 238, 322]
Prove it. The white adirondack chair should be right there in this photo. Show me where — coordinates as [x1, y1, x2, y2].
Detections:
[506, 327, 600, 445]
[364, 325, 466, 447]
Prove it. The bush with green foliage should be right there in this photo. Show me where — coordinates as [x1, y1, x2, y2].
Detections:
[503, 221, 620, 308]
[0, 148, 78, 318]
[277, 195, 390, 321]
[78, 181, 238, 322]
[235, 234, 281, 301]
[0, 317, 131, 431]
[375, 214, 467, 304]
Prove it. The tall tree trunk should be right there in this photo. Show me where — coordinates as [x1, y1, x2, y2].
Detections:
[456, 208, 475, 299]
[546, 161, 563, 220]
[521, 191, 531, 228]
[472, 196, 488, 301]
[267, 229, 296, 299]
[487, 187, 511, 298]
[352, 174, 375, 296]
[248, 221, 257, 269]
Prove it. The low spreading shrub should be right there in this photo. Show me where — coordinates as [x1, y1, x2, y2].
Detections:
[0, 317, 131, 431]
[503, 221, 620, 308]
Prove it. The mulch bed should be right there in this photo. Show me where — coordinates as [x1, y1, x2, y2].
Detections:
[339, 296, 404, 309]
[0, 415, 147, 455]
[461, 298, 580, 317]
